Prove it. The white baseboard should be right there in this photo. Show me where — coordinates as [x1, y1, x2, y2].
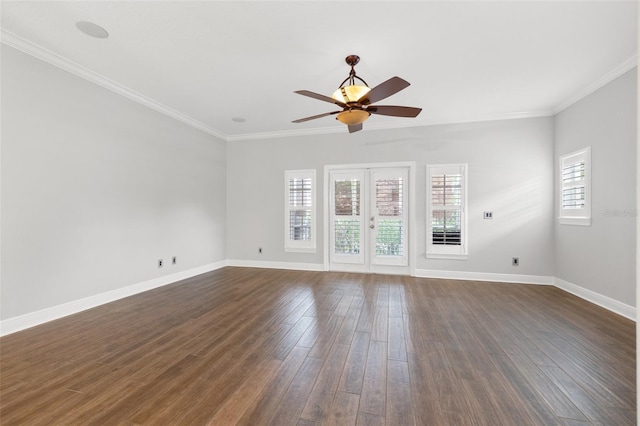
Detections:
[0, 261, 226, 336]
[226, 259, 325, 272]
[553, 277, 636, 321]
[2, 262, 634, 336]
[414, 268, 554, 285]
[414, 269, 635, 321]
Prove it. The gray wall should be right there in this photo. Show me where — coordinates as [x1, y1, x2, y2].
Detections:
[2, 43, 634, 322]
[554, 68, 637, 306]
[1, 45, 227, 319]
[227, 117, 555, 277]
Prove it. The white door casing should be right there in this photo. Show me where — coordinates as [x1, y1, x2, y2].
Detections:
[325, 163, 414, 275]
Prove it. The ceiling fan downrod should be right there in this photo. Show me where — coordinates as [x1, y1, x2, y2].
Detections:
[338, 55, 369, 89]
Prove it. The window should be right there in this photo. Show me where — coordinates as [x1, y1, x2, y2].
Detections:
[559, 147, 591, 226]
[285, 170, 316, 252]
[427, 164, 467, 259]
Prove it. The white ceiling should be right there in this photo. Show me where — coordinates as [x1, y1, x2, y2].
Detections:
[1, 1, 637, 141]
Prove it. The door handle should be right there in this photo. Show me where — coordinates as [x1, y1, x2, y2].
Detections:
[369, 224, 375, 229]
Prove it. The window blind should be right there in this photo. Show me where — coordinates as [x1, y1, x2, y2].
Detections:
[561, 161, 585, 209]
[285, 170, 316, 252]
[427, 164, 467, 258]
[431, 173, 462, 246]
[558, 148, 591, 225]
[288, 177, 312, 241]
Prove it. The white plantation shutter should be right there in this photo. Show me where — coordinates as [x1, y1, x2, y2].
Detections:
[333, 178, 362, 255]
[427, 164, 468, 259]
[374, 177, 405, 257]
[559, 147, 591, 226]
[285, 170, 316, 252]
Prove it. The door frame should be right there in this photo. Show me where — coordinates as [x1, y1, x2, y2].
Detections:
[323, 161, 416, 276]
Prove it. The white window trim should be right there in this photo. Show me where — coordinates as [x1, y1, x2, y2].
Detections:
[426, 164, 468, 260]
[285, 169, 316, 253]
[558, 147, 591, 226]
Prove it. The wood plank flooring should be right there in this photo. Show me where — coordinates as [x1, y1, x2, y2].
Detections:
[0, 267, 635, 425]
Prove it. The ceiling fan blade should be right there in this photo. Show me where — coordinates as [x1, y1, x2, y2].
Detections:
[292, 111, 340, 123]
[367, 105, 422, 118]
[358, 77, 410, 104]
[294, 90, 347, 108]
[348, 123, 363, 133]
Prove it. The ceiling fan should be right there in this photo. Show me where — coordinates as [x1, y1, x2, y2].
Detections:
[292, 55, 422, 133]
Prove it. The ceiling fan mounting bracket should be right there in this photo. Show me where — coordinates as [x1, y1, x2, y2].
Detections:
[345, 55, 360, 67]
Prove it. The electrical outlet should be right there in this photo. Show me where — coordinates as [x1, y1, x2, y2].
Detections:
[172, 256, 177, 265]
[512, 257, 519, 266]
[158, 259, 163, 268]
[258, 248, 263, 254]
[484, 211, 493, 219]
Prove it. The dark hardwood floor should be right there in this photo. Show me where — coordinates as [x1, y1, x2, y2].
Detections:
[0, 267, 635, 425]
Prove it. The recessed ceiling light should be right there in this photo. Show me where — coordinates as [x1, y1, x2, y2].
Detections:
[232, 117, 247, 123]
[76, 21, 109, 39]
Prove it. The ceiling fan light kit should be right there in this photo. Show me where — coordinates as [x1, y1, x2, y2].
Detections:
[336, 109, 371, 126]
[293, 55, 422, 133]
[331, 85, 370, 104]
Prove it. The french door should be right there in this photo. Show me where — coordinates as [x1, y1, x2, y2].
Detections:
[329, 167, 409, 274]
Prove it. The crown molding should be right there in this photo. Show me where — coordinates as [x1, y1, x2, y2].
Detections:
[227, 109, 554, 141]
[552, 53, 638, 114]
[1, 29, 228, 141]
[2, 28, 634, 142]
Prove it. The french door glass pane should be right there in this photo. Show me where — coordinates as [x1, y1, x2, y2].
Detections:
[334, 218, 361, 254]
[375, 178, 403, 256]
[376, 219, 403, 255]
[334, 179, 361, 254]
[335, 180, 360, 215]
